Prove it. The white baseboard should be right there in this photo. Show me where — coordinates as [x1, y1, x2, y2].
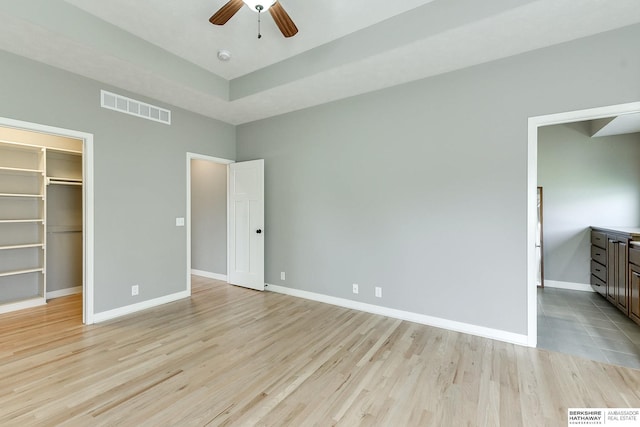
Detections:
[0, 297, 46, 315]
[93, 290, 190, 323]
[544, 280, 594, 292]
[47, 286, 82, 299]
[266, 284, 529, 347]
[191, 270, 227, 281]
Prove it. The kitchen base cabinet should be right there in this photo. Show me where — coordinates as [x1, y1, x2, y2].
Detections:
[591, 227, 640, 326]
[590, 230, 607, 299]
[607, 235, 628, 315]
[629, 247, 640, 326]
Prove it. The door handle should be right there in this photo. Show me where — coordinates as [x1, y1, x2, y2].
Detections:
[256, 229, 262, 234]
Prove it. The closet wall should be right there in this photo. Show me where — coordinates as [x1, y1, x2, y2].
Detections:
[46, 150, 83, 295]
[0, 126, 82, 313]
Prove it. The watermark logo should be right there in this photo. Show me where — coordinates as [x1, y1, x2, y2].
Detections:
[568, 408, 640, 426]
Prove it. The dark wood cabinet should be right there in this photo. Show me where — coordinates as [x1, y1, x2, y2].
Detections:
[629, 248, 640, 325]
[590, 230, 607, 298]
[606, 238, 616, 302]
[591, 227, 640, 325]
[607, 235, 628, 314]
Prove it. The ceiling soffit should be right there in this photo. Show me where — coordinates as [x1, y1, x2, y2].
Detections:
[0, 0, 639, 124]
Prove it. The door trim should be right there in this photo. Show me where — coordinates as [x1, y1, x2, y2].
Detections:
[537, 186, 544, 288]
[527, 101, 640, 348]
[0, 116, 95, 324]
[186, 153, 233, 295]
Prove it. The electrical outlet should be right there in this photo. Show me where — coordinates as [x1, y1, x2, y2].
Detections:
[352, 283, 359, 294]
[132, 285, 139, 296]
[375, 287, 382, 298]
[281, 271, 286, 280]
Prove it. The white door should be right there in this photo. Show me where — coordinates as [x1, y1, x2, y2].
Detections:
[228, 159, 264, 291]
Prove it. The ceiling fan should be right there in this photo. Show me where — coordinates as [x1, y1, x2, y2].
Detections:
[210, 0, 298, 38]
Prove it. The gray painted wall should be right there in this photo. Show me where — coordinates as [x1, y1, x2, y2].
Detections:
[237, 24, 640, 335]
[538, 123, 640, 285]
[0, 50, 235, 314]
[191, 159, 227, 275]
[47, 185, 83, 292]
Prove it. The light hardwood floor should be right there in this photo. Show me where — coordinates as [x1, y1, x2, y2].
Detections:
[1, 276, 640, 426]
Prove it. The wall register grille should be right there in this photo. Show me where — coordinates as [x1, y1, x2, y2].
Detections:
[100, 90, 171, 125]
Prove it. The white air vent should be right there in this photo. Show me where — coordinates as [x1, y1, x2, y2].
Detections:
[100, 90, 171, 125]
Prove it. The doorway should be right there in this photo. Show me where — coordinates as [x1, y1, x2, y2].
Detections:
[186, 153, 232, 293]
[527, 101, 640, 348]
[0, 116, 94, 324]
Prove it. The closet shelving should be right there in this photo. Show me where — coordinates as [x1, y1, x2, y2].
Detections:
[0, 137, 83, 313]
[0, 139, 46, 311]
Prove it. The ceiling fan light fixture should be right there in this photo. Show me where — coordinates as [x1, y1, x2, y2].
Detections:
[242, 0, 276, 12]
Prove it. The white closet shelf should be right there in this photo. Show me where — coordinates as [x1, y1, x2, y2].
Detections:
[0, 268, 44, 278]
[0, 243, 44, 250]
[0, 193, 44, 198]
[0, 219, 44, 223]
[0, 166, 44, 175]
[0, 139, 44, 151]
[0, 296, 45, 314]
[46, 177, 82, 186]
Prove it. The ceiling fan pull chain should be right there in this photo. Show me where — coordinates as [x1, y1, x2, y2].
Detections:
[257, 5, 263, 39]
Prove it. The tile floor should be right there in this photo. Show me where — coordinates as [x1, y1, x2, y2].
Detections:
[538, 287, 640, 370]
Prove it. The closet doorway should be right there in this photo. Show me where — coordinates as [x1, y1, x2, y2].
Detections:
[0, 117, 94, 323]
[186, 153, 233, 292]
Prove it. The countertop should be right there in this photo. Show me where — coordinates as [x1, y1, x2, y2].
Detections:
[591, 226, 640, 239]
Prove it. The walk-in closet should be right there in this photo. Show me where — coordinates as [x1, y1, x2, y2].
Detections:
[0, 126, 83, 314]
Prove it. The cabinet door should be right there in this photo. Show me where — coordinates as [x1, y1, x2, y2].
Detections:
[630, 263, 640, 325]
[607, 239, 617, 303]
[616, 240, 629, 314]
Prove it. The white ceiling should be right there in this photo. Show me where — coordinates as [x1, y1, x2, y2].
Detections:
[64, 0, 434, 80]
[592, 113, 640, 138]
[0, 0, 639, 125]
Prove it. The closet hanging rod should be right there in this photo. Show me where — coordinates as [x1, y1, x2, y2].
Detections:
[46, 177, 83, 186]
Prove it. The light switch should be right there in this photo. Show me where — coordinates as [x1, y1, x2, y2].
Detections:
[176, 217, 185, 226]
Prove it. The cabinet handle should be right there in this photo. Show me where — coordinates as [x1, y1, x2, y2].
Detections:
[595, 253, 601, 256]
[595, 269, 601, 272]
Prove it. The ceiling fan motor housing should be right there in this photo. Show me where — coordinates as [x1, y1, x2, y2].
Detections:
[243, 0, 276, 12]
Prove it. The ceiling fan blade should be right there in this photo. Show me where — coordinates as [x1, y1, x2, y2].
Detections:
[269, 2, 298, 38]
[210, 0, 244, 25]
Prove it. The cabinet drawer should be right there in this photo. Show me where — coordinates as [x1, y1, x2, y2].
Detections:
[591, 274, 606, 295]
[630, 247, 640, 267]
[591, 230, 607, 249]
[591, 245, 607, 266]
[591, 260, 607, 282]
